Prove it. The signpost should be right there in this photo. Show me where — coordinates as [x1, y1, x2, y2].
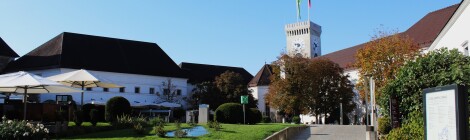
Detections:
[423, 84, 468, 140]
[241, 95, 248, 124]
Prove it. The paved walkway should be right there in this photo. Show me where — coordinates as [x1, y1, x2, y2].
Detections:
[292, 125, 366, 140]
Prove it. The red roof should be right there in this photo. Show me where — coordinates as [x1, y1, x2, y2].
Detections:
[319, 4, 460, 71]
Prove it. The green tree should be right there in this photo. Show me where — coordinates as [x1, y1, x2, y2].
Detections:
[192, 71, 257, 110]
[354, 30, 419, 100]
[266, 55, 355, 123]
[192, 81, 224, 110]
[379, 49, 470, 138]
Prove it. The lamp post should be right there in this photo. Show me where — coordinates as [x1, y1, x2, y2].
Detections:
[363, 74, 370, 125]
[340, 97, 343, 125]
[369, 76, 375, 127]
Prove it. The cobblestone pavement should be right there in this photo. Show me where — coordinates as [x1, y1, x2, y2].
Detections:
[292, 125, 367, 140]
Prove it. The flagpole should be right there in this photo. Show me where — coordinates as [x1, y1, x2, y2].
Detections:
[308, 0, 310, 22]
[296, 0, 299, 22]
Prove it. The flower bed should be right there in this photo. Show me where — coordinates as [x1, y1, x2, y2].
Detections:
[0, 116, 49, 139]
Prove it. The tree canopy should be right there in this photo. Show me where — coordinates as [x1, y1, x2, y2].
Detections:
[265, 55, 355, 121]
[354, 30, 420, 100]
[380, 49, 470, 138]
[192, 71, 257, 110]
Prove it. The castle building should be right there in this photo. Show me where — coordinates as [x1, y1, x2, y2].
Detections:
[0, 37, 18, 72]
[4, 32, 252, 108]
[5, 32, 190, 106]
[250, 3, 462, 124]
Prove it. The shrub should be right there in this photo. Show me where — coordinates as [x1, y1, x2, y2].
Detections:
[385, 111, 424, 139]
[114, 114, 133, 128]
[262, 116, 272, 123]
[90, 109, 99, 126]
[292, 116, 301, 124]
[246, 108, 262, 124]
[213, 120, 222, 131]
[155, 123, 166, 137]
[0, 116, 49, 139]
[174, 121, 187, 138]
[105, 96, 131, 122]
[214, 103, 243, 124]
[380, 49, 470, 136]
[378, 116, 391, 135]
[207, 120, 222, 131]
[115, 115, 148, 130]
[73, 110, 83, 126]
[133, 123, 145, 135]
[150, 117, 166, 127]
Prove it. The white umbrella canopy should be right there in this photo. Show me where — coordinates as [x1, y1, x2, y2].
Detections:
[157, 102, 181, 108]
[0, 71, 81, 120]
[47, 69, 121, 88]
[84, 99, 106, 105]
[47, 69, 121, 105]
[132, 101, 160, 108]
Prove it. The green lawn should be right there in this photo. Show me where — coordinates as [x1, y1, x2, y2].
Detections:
[65, 123, 299, 140]
[68, 122, 112, 127]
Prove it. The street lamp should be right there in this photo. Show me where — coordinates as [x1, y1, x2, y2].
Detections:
[363, 74, 371, 125]
[340, 97, 343, 125]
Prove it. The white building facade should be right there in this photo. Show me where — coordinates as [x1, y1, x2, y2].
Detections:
[429, 0, 470, 54]
[27, 68, 189, 107]
[4, 32, 193, 108]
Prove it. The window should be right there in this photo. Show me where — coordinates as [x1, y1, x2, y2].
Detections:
[56, 95, 71, 105]
[176, 89, 182, 96]
[163, 89, 170, 95]
[149, 88, 155, 94]
[103, 88, 109, 92]
[135, 87, 140, 93]
[119, 87, 125, 93]
[86, 87, 92, 91]
[463, 40, 469, 56]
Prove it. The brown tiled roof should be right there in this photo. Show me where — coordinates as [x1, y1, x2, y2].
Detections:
[0, 37, 19, 57]
[248, 64, 273, 87]
[179, 62, 253, 84]
[318, 4, 460, 71]
[5, 32, 188, 78]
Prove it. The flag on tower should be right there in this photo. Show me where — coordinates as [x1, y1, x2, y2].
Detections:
[308, 0, 311, 8]
[296, 0, 302, 20]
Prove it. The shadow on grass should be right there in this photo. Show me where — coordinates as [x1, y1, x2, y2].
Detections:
[65, 127, 156, 139]
[219, 130, 237, 133]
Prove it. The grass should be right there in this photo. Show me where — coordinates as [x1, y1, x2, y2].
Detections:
[65, 123, 299, 140]
[68, 122, 112, 127]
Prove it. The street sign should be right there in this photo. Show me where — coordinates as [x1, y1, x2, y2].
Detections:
[241, 95, 248, 104]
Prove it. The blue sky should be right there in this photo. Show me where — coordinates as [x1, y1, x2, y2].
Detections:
[0, 1, 461, 75]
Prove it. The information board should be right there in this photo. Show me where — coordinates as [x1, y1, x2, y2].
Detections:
[423, 84, 468, 140]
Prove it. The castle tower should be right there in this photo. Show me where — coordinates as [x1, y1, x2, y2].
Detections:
[285, 21, 322, 58]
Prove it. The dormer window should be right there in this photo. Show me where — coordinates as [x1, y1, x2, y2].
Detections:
[462, 40, 468, 56]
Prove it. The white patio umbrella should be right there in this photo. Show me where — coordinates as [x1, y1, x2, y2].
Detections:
[132, 101, 160, 108]
[47, 69, 121, 106]
[157, 101, 182, 108]
[84, 99, 106, 105]
[0, 71, 81, 120]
